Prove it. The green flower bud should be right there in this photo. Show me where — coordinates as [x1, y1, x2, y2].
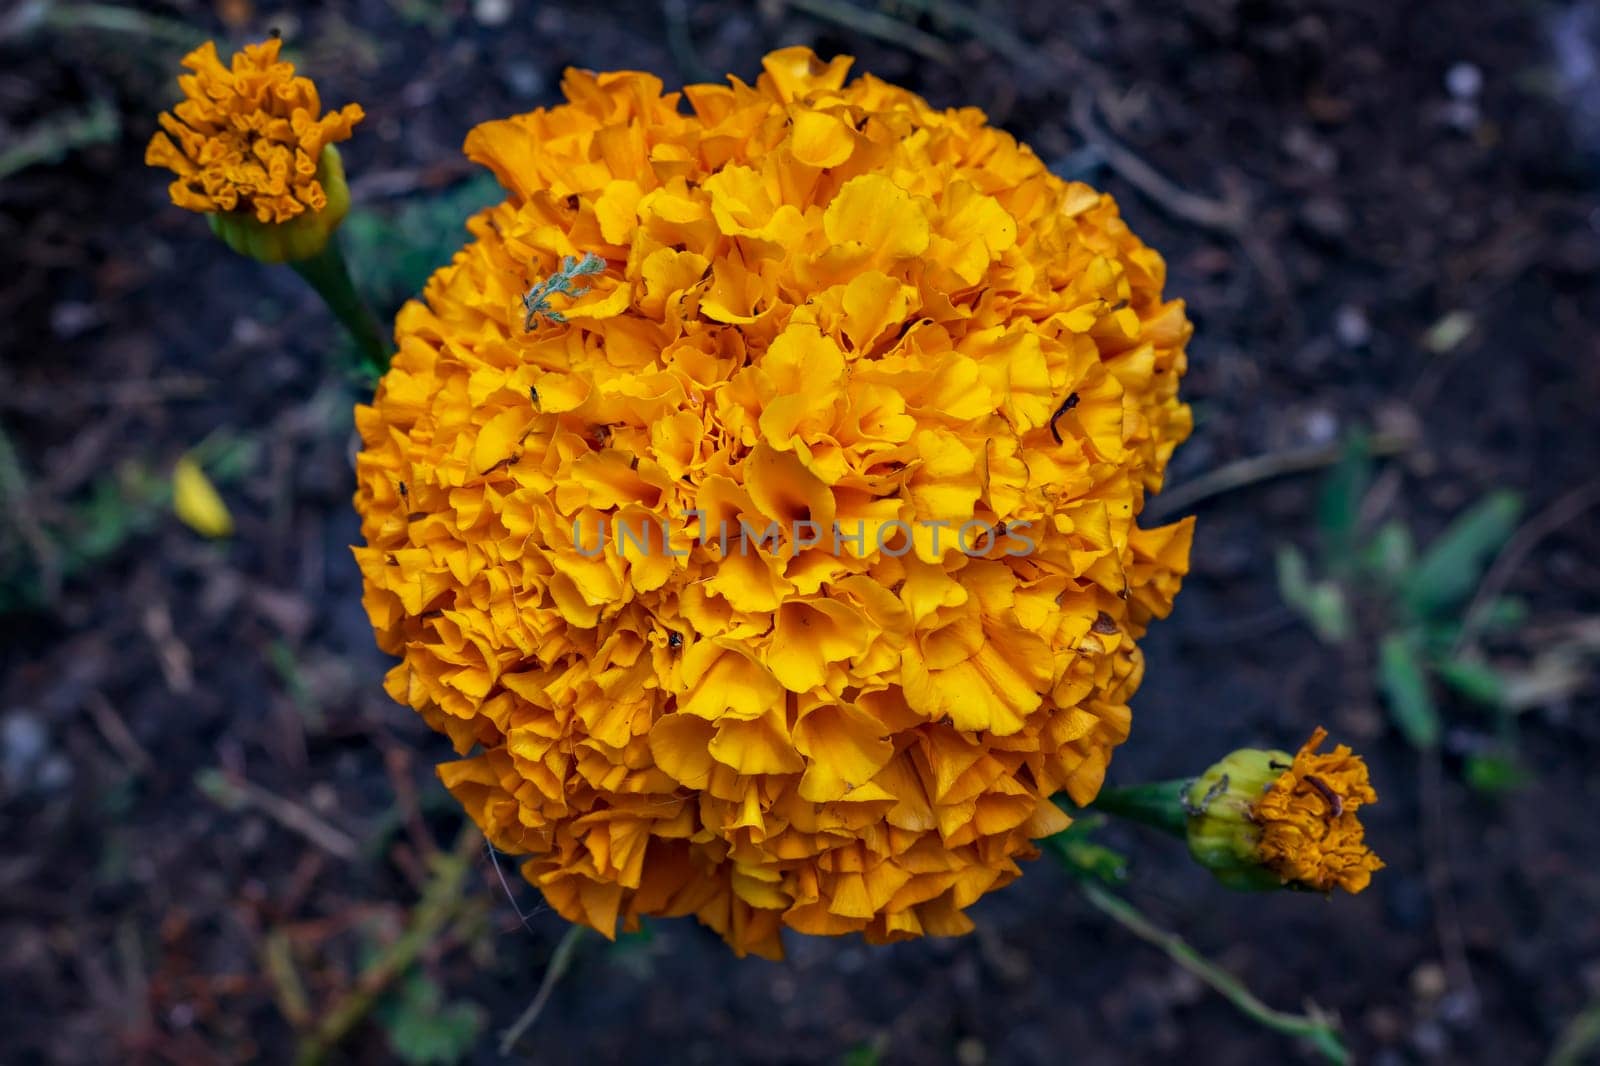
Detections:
[1183, 745, 1291, 892]
[207, 145, 352, 264]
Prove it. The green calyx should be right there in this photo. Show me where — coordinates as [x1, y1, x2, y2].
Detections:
[207, 144, 351, 264]
[1183, 746, 1292, 891]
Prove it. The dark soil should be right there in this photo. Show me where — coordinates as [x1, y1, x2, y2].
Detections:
[3, 1, 1598, 1063]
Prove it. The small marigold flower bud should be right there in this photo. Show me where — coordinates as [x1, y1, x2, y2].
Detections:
[145, 38, 363, 263]
[204, 144, 352, 264]
[1185, 727, 1383, 894]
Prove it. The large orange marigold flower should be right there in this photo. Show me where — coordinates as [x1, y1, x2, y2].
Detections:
[353, 48, 1194, 958]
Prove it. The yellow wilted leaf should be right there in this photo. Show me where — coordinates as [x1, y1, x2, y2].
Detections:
[173, 456, 233, 538]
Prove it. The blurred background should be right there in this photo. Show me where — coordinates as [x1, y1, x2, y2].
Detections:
[3, 1, 1599, 1062]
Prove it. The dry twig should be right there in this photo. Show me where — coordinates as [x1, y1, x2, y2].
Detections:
[196, 770, 361, 862]
[1069, 93, 1248, 234]
[1454, 476, 1600, 655]
[782, 0, 958, 67]
[83, 690, 154, 774]
[1418, 748, 1478, 1008]
[1147, 431, 1417, 522]
[892, 0, 1063, 81]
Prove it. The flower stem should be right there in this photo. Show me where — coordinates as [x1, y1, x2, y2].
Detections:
[1078, 880, 1349, 1064]
[290, 237, 389, 380]
[1080, 779, 1191, 838]
[499, 923, 588, 1055]
[293, 825, 480, 1066]
[1549, 994, 1600, 1066]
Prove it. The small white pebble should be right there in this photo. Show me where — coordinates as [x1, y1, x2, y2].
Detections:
[1335, 304, 1371, 348]
[1303, 409, 1339, 446]
[475, 0, 513, 26]
[1446, 62, 1483, 100]
[37, 755, 74, 793]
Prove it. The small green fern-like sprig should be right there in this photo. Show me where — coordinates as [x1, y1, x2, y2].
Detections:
[522, 252, 606, 329]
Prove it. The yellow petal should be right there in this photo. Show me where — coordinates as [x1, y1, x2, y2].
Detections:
[744, 443, 838, 530]
[173, 456, 233, 538]
[703, 165, 805, 243]
[639, 247, 709, 317]
[649, 713, 717, 789]
[764, 598, 871, 692]
[594, 179, 644, 245]
[790, 110, 855, 168]
[679, 641, 785, 721]
[562, 276, 632, 320]
[795, 703, 893, 793]
[933, 181, 1017, 284]
[841, 271, 913, 354]
[823, 174, 930, 261]
[708, 708, 805, 774]
[760, 46, 854, 102]
[471, 406, 529, 474]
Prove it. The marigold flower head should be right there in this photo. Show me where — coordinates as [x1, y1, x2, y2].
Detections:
[353, 48, 1194, 957]
[146, 37, 363, 260]
[1185, 727, 1383, 894]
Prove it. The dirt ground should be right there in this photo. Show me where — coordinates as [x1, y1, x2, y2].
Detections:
[3, 1, 1599, 1063]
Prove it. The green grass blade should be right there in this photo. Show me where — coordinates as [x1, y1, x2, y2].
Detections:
[1405, 491, 1523, 620]
[1378, 631, 1442, 748]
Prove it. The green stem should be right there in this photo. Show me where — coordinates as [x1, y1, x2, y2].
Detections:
[1549, 996, 1600, 1066]
[1079, 880, 1349, 1064]
[290, 238, 389, 380]
[1078, 779, 1191, 838]
[499, 923, 588, 1055]
[34, 3, 205, 47]
[293, 826, 479, 1066]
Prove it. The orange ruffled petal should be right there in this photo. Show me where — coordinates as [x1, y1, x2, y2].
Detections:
[1255, 727, 1385, 894]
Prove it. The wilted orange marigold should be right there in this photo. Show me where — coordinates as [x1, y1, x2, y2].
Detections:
[145, 37, 363, 224]
[353, 48, 1194, 958]
[1255, 727, 1384, 894]
[1185, 726, 1383, 894]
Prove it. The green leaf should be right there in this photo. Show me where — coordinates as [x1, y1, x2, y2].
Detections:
[344, 174, 504, 314]
[0, 98, 119, 181]
[1316, 435, 1372, 576]
[1362, 519, 1415, 588]
[841, 1044, 885, 1066]
[1043, 814, 1129, 885]
[1404, 491, 1522, 620]
[1475, 597, 1529, 634]
[375, 970, 484, 1066]
[1276, 545, 1351, 644]
[188, 431, 260, 482]
[1433, 657, 1507, 708]
[1423, 310, 1476, 354]
[1378, 631, 1442, 748]
[615, 918, 655, 946]
[1464, 752, 1529, 794]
